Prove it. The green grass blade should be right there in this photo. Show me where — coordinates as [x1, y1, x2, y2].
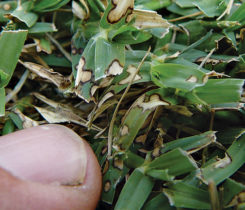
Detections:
[161, 131, 216, 154]
[146, 148, 198, 176]
[223, 179, 245, 207]
[115, 169, 154, 210]
[0, 1, 17, 22]
[163, 182, 211, 209]
[33, 0, 70, 12]
[193, 0, 223, 17]
[143, 194, 175, 210]
[192, 79, 244, 105]
[200, 133, 245, 185]
[8, 112, 23, 130]
[2, 119, 15, 135]
[102, 160, 129, 204]
[0, 30, 28, 88]
[29, 22, 57, 34]
[151, 63, 208, 91]
[9, 2, 38, 27]
[114, 90, 172, 151]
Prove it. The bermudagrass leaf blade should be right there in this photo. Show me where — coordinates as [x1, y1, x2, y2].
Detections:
[143, 193, 175, 210]
[114, 89, 173, 151]
[95, 37, 125, 80]
[115, 168, 154, 210]
[146, 148, 198, 176]
[163, 182, 211, 209]
[0, 30, 28, 88]
[200, 133, 245, 185]
[192, 79, 244, 105]
[161, 131, 216, 154]
[151, 63, 208, 91]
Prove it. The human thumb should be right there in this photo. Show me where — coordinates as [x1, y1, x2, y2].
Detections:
[0, 124, 102, 210]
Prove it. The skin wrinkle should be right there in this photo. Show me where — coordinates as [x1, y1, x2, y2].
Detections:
[0, 125, 102, 210]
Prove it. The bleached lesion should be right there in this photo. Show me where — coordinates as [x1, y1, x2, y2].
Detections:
[120, 125, 129, 136]
[75, 57, 92, 85]
[127, 9, 171, 30]
[186, 75, 198, 83]
[107, 60, 124, 76]
[119, 65, 141, 85]
[108, 0, 134, 23]
[133, 94, 170, 112]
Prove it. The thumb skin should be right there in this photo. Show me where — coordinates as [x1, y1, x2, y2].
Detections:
[0, 124, 102, 210]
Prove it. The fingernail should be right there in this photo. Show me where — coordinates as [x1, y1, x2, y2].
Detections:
[0, 124, 87, 185]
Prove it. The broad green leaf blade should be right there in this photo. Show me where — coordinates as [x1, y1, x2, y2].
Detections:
[33, 0, 70, 12]
[143, 194, 175, 210]
[28, 22, 57, 34]
[87, 0, 105, 19]
[175, 0, 195, 8]
[109, 26, 152, 44]
[151, 63, 208, 91]
[0, 1, 17, 22]
[74, 34, 125, 101]
[0, 87, 5, 116]
[200, 133, 245, 185]
[227, 2, 245, 30]
[216, 128, 245, 144]
[114, 89, 173, 151]
[146, 169, 174, 181]
[193, 0, 223, 17]
[8, 112, 23, 129]
[115, 169, 154, 210]
[124, 150, 144, 169]
[10, 11, 37, 28]
[33, 0, 63, 11]
[8, 2, 38, 27]
[0, 30, 28, 88]
[181, 30, 213, 53]
[2, 119, 15, 135]
[167, 3, 199, 16]
[95, 37, 125, 80]
[41, 54, 71, 67]
[192, 79, 244, 105]
[223, 179, 245, 207]
[163, 182, 211, 209]
[146, 148, 198, 176]
[102, 160, 129, 204]
[161, 131, 216, 154]
[100, 0, 134, 29]
[135, 0, 171, 10]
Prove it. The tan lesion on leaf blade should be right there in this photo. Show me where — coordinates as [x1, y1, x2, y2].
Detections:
[14, 108, 39, 128]
[226, 191, 245, 208]
[90, 85, 99, 96]
[104, 180, 111, 192]
[107, 59, 124, 76]
[19, 61, 70, 89]
[119, 65, 141, 85]
[108, 0, 134, 23]
[113, 158, 124, 170]
[120, 125, 129, 136]
[134, 94, 170, 112]
[98, 92, 114, 108]
[186, 75, 198, 83]
[75, 57, 92, 86]
[3, 3, 11, 11]
[103, 160, 109, 174]
[135, 134, 147, 144]
[127, 9, 171, 29]
[214, 153, 231, 168]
